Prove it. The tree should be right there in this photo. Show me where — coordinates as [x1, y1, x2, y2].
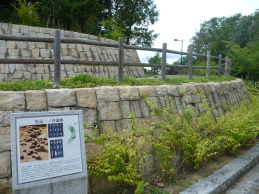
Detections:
[225, 33, 259, 77]
[105, 0, 159, 47]
[101, 19, 125, 41]
[12, 0, 41, 26]
[147, 52, 162, 75]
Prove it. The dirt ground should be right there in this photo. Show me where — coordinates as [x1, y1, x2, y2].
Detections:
[145, 149, 248, 194]
[19, 124, 49, 163]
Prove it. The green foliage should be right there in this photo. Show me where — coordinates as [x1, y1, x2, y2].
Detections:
[0, 73, 236, 91]
[110, 0, 159, 46]
[101, 19, 125, 41]
[147, 52, 162, 75]
[0, 79, 55, 91]
[225, 34, 259, 77]
[11, 0, 41, 26]
[84, 112, 149, 193]
[142, 87, 259, 170]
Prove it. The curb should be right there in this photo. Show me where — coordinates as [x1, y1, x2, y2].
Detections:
[180, 143, 259, 194]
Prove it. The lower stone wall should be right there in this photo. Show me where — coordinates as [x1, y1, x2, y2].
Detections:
[0, 79, 248, 193]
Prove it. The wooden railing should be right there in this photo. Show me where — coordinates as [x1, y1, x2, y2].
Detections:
[0, 29, 231, 85]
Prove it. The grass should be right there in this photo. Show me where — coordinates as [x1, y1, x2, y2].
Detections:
[0, 73, 237, 91]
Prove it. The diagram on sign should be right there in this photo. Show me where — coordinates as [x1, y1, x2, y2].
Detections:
[64, 122, 79, 147]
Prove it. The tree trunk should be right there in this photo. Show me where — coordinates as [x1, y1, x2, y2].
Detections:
[108, 0, 112, 19]
[52, 0, 55, 29]
[80, 22, 84, 33]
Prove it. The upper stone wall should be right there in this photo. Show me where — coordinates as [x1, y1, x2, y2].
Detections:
[0, 23, 145, 82]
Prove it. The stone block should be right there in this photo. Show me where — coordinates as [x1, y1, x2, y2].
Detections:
[36, 66, 44, 74]
[0, 54, 5, 59]
[0, 46, 6, 54]
[65, 64, 73, 71]
[99, 121, 116, 135]
[32, 48, 39, 57]
[15, 64, 27, 71]
[8, 64, 15, 73]
[0, 40, 6, 47]
[97, 102, 121, 120]
[25, 90, 47, 110]
[154, 85, 168, 96]
[140, 98, 150, 118]
[28, 66, 36, 73]
[20, 25, 29, 34]
[46, 89, 76, 107]
[40, 28, 50, 34]
[7, 41, 16, 48]
[0, 111, 12, 127]
[96, 87, 119, 102]
[74, 88, 97, 109]
[214, 83, 224, 96]
[203, 83, 212, 96]
[28, 42, 35, 49]
[0, 127, 11, 152]
[42, 74, 50, 81]
[0, 152, 11, 178]
[21, 49, 31, 57]
[40, 49, 50, 57]
[82, 45, 90, 52]
[85, 143, 103, 160]
[4, 74, 13, 82]
[0, 64, 8, 73]
[0, 91, 25, 110]
[115, 86, 139, 100]
[144, 154, 155, 175]
[24, 72, 31, 79]
[71, 107, 97, 126]
[13, 71, 24, 79]
[90, 174, 118, 194]
[29, 26, 40, 33]
[7, 48, 19, 56]
[0, 74, 4, 82]
[36, 42, 46, 49]
[136, 86, 156, 97]
[0, 178, 12, 194]
[120, 101, 143, 119]
[17, 42, 28, 49]
[48, 107, 70, 111]
[11, 24, 19, 33]
[67, 71, 75, 77]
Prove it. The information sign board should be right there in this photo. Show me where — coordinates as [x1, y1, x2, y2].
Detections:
[11, 111, 88, 194]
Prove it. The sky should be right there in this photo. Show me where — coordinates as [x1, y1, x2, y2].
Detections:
[137, 0, 259, 64]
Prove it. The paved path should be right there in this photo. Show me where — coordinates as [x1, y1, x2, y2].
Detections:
[180, 144, 259, 194]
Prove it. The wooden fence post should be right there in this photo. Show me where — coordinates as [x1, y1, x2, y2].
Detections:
[225, 56, 228, 78]
[206, 51, 211, 80]
[228, 59, 231, 76]
[218, 54, 222, 77]
[54, 29, 61, 86]
[188, 47, 193, 80]
[161, 43, 167, 81]
[118, 37, 124, 83]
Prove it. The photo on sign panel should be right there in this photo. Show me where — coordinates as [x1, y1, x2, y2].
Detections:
[19, 124, 49, 163]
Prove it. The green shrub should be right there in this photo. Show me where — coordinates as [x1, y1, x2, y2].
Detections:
[84, 113, 149, 193]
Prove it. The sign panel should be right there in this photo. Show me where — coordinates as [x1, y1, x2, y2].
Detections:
[11, 111, 87, 190]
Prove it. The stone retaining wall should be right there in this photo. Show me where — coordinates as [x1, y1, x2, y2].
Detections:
[0, 23, 145, 82]
[0, 79, 248, 193]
